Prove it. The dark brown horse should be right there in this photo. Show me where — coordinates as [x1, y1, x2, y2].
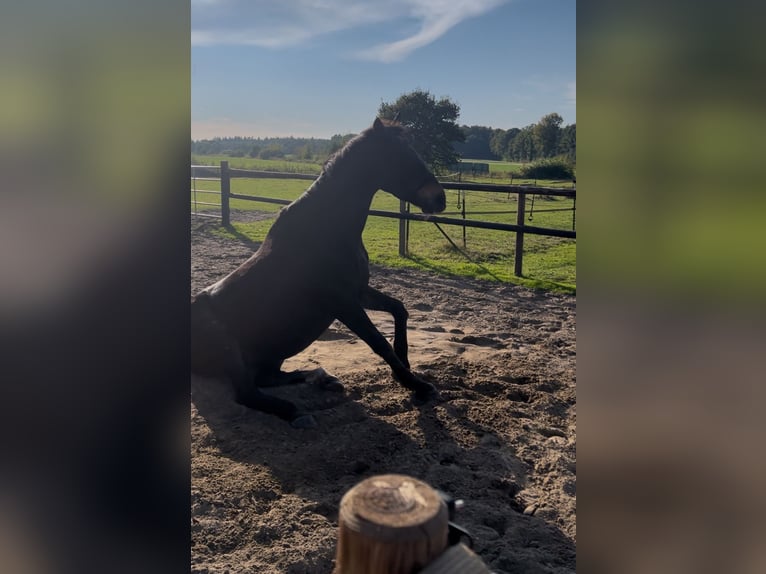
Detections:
[191, 118, 446, 428]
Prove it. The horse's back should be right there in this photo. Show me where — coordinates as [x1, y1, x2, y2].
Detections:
[193, 210, 373, 370]
[196, 246, 339, 365]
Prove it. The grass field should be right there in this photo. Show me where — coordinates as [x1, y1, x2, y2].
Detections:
[191, 168, 576, 293]
[462, 158, 525, 176]
[445, 159, 578, 187]
[192, 154, 322, 175]
[191, 154, 574, 186]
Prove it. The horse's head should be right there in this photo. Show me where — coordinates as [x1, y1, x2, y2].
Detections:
[369, 117, 446, 214]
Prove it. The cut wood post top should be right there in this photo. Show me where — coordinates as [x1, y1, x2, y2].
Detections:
[334, 474, 450, 574]
[339, 474, 448, 540]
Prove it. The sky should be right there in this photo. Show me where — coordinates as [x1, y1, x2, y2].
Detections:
[191, 0, 575, 140]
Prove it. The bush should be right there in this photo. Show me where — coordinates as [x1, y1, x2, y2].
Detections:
[259, 145, 284, 160]
[519, 159, 574, 181]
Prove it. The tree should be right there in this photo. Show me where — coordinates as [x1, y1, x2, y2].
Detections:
[259, 143, 284, 160]
[297, 142, 315, 161]
[454, 125, 497, 160]
[490, 127, 520, 160]
[248, 144, 262, 158]
[533, 113, 563, 158]
[511, 126, 537, 162]
[558, 123, 576, 163]
[378, 90, 465, 171]
[328, 133, 356, 156]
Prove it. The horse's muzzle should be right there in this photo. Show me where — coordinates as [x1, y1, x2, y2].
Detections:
[415, 181, 446, 214]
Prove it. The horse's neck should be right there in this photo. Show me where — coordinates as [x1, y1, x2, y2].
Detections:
[320, 140, 380, 200]
[293, 145, 381, 234]
[306, 178, 376, 238]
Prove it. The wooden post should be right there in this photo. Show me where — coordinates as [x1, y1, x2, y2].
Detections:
[220, 160, 231, 227]
[514, 192, 525, 277]
[334, 474, 449, 574]
[458, 172, 466, 249]
[461, 190, 467, 249]
[398, 200, 408, 257]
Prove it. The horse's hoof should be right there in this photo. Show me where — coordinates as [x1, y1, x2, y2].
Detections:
[413, 382, 439, 404]
[290, 414, 318, 429]
[305, 368, 329, 385]
[321, 377, 345, 393]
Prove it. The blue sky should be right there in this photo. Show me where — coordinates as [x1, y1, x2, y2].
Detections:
[192, 0, 575, 139]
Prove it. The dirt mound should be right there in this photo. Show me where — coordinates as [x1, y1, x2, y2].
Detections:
[191, 218, 576, 573]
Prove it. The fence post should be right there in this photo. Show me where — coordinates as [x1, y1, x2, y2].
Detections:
[514, 192, 525, 276]
[398, 200, 408, 257]
[461, 190, 467, 248]
[334, 474, 449, 574]
[220, 160, 231, 227]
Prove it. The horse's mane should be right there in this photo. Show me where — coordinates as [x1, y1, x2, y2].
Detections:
[375, 118, 407, 135]
[322, 119, 409, 174]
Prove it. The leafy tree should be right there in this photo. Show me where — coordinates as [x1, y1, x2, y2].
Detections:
[248, 144, 262, 158]
[328, 133, 356, 156]
[378, 89, 465, 171]
[533, 113, 563, 158]
[454, 125, 497, 160]
[490, 127, 520, 160]
[558, 123, 576, 163]
[259, 143, 284, 160]
[297, 142, 315, 161]
[511, 126, 537, 162]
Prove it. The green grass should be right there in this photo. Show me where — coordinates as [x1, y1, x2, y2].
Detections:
[462, 158, 525, 175]
[192, 153, 574, 187]
[445, 159, 577, 188]
[191, 173, 576, 293]
[192, 154, 322, 175]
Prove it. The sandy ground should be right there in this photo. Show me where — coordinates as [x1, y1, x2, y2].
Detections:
[191, 214, 576, 573]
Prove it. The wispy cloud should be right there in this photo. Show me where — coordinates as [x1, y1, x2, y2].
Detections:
[356, 0, 509, 62]
[191, 0, 390, 48]
[192, 0, 510, 61]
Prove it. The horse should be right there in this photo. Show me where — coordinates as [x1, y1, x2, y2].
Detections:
[191, 118, 446, 428]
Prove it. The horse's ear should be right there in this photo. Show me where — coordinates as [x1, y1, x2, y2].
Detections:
[373, 117, 384, 130]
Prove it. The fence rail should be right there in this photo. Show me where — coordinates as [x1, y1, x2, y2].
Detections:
[191, 161, 575, 277]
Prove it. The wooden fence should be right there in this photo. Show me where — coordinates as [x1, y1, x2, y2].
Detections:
[191, 161, 576, 277]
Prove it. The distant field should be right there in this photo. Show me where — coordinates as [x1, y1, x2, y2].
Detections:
[192, 154, 529, 178]
[190, 173, 576, 292]
[461, 158, 525, 176]
[192, 154, 322, 175]
[191, 154, 572, 186]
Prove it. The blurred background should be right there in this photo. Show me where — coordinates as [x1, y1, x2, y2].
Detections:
[1, 0, 765, 572]
[578, 1, 766, 572]
[0, 2, 190, 573]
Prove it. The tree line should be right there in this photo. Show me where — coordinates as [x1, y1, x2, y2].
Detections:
[190, 134, 355, 161]
[192, 91, 575, 168]
[453, 114, 575, 163]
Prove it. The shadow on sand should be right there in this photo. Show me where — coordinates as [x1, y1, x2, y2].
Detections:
[191, 365, 575, 574]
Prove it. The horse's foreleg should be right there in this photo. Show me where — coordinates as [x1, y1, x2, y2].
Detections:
[228, 359, 317, 429]
[256, 368, 344, 392]
[360, 286, 410, 368]
[193, 296, 315, 427]
[236, 378, 318, 429]
[336, 304, 437, 400]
